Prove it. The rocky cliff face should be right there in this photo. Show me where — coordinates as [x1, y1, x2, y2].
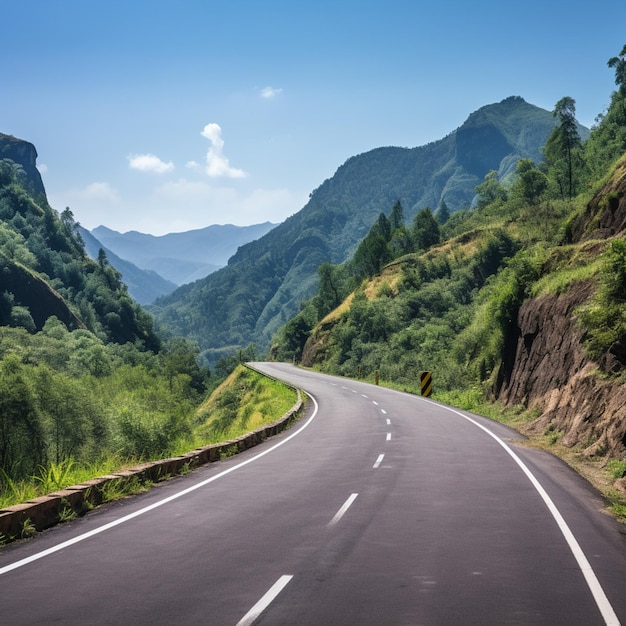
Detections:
[0, 255, 85, 331]
[0, 132, 46, 197]
[494, 283, 626, 459]
[495, 157, 626, 462]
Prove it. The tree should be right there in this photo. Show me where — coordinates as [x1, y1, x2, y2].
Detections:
[351, 213, 393, 280]
[316, 262, 342, 318]
[97, 248, 109, 268]
[0, 354, 47, 480]
[412, 208, 440, 251]
[608, 44, 626, 96]
[475, 170, 507, 209]
[60, 207, 84, 252]
[161, 337, 208, 394]
[436, 199, 450, 224]
[372, 212, 392, 241]
[389, 201, 405, 231]
[512, 159, 548, 206]
[543, 97, 583, 198]
[0, 160, 14, 187]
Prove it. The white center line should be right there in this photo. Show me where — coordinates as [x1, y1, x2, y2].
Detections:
[0, 396, 321, 577]
[373, 454, 385, 469]
[328, 493, 359, 526]
[372, 401, 379, 406]
[361, 394, 368, 398]
[386, 433, 391, 441]
[386, 418, 391, 425]
[236, 575, 293, 626]
[381, 409, 387, 415]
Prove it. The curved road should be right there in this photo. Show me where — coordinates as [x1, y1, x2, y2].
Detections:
[1, 363, 625, 624]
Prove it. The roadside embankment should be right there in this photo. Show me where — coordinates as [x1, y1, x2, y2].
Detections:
[0, 386, 304, 543]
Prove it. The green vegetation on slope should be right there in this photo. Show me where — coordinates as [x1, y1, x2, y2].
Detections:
[0, 323, 208, 484]
[194, 365, 298, 444]
[0, 363, 298, 511]
[0, 152, 216, 497]
[273, 44, 626, 407]
[152, 97, 564, 360]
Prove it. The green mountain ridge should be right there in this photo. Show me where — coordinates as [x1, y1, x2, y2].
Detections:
[153, 96, 578, 361]
[0, 141, 160, 350]
[269, 57, 626, 471]
[0, 136, 213, 489]
[79, 227, 178, 305]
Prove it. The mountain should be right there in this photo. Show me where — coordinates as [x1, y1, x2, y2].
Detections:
[288, 151, 626, 467]
[0, 132, 46, 198]
[79, 227, 178, 304]
[92, 222, 277, 286]
[0, 133, 214, 488]
[153, 96, 581, 361]
[0, 133, 160, 351]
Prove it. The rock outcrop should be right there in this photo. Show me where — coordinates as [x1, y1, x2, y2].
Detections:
[0, 254, 85, 331]
[495, 155, 626, 461]
[0, 132, 46, 197]
[494, 283, 626, 459]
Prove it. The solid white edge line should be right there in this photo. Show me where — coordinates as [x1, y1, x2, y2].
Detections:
[328, 493, 359, 526]
[0, 395, 320, 577]
[236, 574, 293, 626]
[422, 397, 620, 626]
[373, 454, 385, 469]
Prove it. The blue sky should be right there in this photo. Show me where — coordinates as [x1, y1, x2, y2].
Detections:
[3, 0, 626, 235]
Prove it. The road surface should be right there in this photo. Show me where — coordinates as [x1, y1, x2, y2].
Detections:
[1, 362, 625, 624]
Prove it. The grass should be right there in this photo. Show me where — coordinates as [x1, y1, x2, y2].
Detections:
[0, 455, 142, 510]
[99, 475, 154, 503]
[33, 458, 76, 493]
[0, 365, 300, 511]
[194, 365, 298, 444]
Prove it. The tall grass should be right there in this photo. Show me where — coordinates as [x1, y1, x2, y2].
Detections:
[0, 366, 298, 509]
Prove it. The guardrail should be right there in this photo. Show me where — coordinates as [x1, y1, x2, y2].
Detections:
[0, 387, 304, 543]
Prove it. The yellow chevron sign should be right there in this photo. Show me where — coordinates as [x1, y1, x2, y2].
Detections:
[420, 371, 432, 397]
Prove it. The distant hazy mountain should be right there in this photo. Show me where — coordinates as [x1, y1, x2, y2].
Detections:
[79, 227, 178, 305]
[153, 97, 588, 362]
[92, 222, 277, 286]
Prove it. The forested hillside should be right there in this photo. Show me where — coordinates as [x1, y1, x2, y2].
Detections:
[79, 226, 178, 305]
[153, 97, 570, 362]
[0, 139, 212, 492]
[272, 46, 626, 468]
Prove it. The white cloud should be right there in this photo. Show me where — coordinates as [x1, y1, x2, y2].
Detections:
[80, 181, 119, 202]
[260, 86, 283, 99]
[128, 153, 175, 174]
[201, 123, 246, 179]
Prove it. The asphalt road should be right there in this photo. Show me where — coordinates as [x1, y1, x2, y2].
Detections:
[1, 362, 625, 625]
